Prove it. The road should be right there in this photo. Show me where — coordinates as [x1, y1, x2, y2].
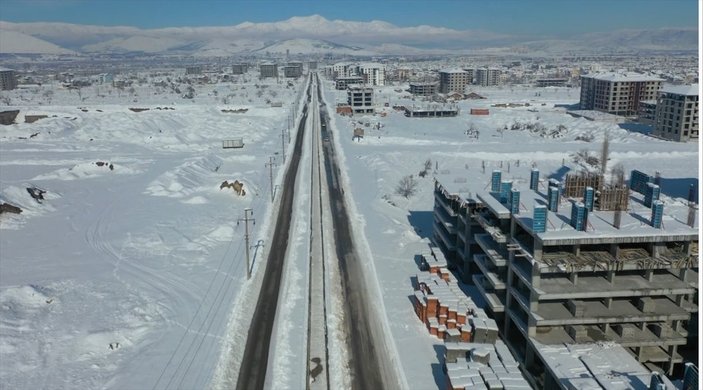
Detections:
[235, 75, 312, 390]
[315, 74, 387, 389]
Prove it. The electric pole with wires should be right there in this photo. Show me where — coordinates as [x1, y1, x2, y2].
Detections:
[265, 156, 276, 202]
[237, 208, 255, 280]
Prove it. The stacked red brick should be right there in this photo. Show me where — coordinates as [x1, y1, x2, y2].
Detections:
[412, 248, 476, 343]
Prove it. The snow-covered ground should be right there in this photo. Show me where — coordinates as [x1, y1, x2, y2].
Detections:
[321, 82, 699, 389]
[1, 73, 698, 390]
[0, 75, 305, 389]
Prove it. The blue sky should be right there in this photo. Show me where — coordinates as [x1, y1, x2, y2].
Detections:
[1, 0, 698, 36]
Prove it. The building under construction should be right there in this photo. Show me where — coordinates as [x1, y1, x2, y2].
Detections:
[432, 164, 698, 387]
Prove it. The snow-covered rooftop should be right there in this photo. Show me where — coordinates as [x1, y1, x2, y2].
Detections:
[660, 83, 699, 96]
[440, 68, 469, 74]
[582, 72, 664, 82]
[533, 340, 676, 390]
[434, 163, 698, 245]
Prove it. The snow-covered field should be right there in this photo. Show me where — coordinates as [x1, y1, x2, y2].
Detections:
[0, 75, 305, 389]
[1, 73, 698, 390]
[321, 82, 699, 389]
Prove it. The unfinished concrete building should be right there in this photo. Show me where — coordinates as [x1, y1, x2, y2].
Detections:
[433, 165, 699, 387]
[346, 86, 374, 114]
[259, 63, 278, 79]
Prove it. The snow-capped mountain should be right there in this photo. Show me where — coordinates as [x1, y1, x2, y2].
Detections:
[0, 15, 697, 56]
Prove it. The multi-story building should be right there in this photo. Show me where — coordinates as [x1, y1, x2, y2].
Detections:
[653, 84, 699, 142]
[346, 86, 374, 114]
[432, 166, 699, 385]
[259, 63, 278, 79]
[0, 68, 17, 90]
[579, 72, 663, 116]
[307, 61, 317, 71]
[462, 68, 475, 84]
[535, 78, 568, 87]
[439, 69, 470, 94]
[185, 66, 202, 75]
[409, 82, 438, 96]
[638, 100, 658, 125]
[335, 76, 364, 90]
[331, 62, 354, 79]
[357, 63, 386, 86]
[283, 63, 303, 78]
[476, 67, 502, 86]
[232, 64, 248, 75]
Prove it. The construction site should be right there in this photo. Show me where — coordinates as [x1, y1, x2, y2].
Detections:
[431, 155, 699, 388]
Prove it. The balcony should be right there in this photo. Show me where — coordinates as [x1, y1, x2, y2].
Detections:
[473, 254, 506, 290]
[475, 233, 507, 266]
[472, 274, 505, 313]
[533, 297, 691, 326]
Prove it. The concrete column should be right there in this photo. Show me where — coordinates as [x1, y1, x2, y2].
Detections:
[606, 270, 616, 284]
[527, 315, 537, 337]
[644, 269, 654, 282]
[683, 241, 692, 255]
[638, 322, 646, 331]
[569, 272, 578, 285]
[525, 345, 536, 370]
[675, 294, 685, 306]
[678, 267, 689, 282]
[572, 244, 581, 256]
[609, 243, 620, 260]
[651, 242, 665, 259]
[599, 323, 609, 335]
[529, 290, 539, 312]
[603, 297, 613, 309]
[666, 345, 678, 375]
[673, 320, 682, 333]
[634, 346, 644, 361]
[531, 263, 541, 289]
[533, 241, 543, 262]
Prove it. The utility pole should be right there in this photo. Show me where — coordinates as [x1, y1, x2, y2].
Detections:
[237, 208, 255, 280]
[265, 156, 276, 202]
[281, 128, 286, 160]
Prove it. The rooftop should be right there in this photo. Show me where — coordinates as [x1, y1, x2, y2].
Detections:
[660, 83, 699, 96]
[440, 68, 469, 74]
[532, 340, 676, 390]
[434, 165, 698, 246]
[582, 72, 664, 82]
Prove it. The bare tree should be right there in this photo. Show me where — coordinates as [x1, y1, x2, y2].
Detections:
[396, 175, 419, 198]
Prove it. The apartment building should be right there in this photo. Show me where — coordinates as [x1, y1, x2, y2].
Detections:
[409, 82, 438, 96]
[653, 84, 699, 142]
[259, 63, 278, 79]
[439, 69, 470, 94]
[432, 166, 698, 385]
[357, 63, 386, 86]
[283, 63, 303, 78]
[232, 64, 248, 75]
[0, 68, 18, 90]
[346, 86, 374, 114]
[185, 66, 202, 75]
[580, 72, 663, 116]
[476, 67, 502, 86]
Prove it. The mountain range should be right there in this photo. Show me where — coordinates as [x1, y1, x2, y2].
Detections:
[0, 15, 697, 57]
